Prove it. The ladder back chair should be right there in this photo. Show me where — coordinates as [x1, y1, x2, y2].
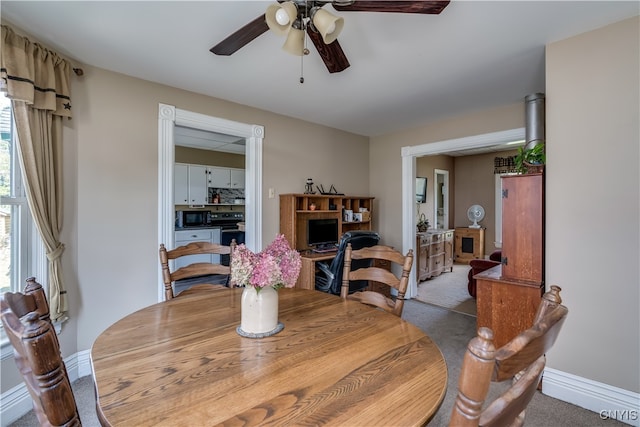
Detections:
[340, 244, 414, 317]
[1, 277, 81, 426]
[159, 240, 236, 300]
[450, 285, 569, 427]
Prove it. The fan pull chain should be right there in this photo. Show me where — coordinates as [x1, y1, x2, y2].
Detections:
[299, 1, 311, 84]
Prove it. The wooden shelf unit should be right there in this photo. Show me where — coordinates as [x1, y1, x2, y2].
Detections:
[279, 194, 374, 251]
[454, 227, 485, 263]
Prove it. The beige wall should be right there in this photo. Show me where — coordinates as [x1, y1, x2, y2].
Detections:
[0, 64, 369, 392]
[453, 149, 518, 255]
[369, 103, 524, 252]
[416, 155, 455, 230]
[416, 148, 519, 258]
[545, 17, 639, 392]
[370, 17, 639, 395]
[2, 17, 638, 400]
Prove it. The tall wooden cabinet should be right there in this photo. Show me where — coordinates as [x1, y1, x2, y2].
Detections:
[501, 174, 544, 282]
[475, 173, 544, 348]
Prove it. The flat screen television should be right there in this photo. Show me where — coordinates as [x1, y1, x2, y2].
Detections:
[307, 218, 339, 247]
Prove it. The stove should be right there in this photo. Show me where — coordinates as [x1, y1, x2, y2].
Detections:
[208, 212, 244, 230]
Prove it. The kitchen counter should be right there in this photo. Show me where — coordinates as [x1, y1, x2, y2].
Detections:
[175, 226, 223, 231]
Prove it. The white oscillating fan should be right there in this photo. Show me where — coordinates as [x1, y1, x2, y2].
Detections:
[467, 204, 485, 228]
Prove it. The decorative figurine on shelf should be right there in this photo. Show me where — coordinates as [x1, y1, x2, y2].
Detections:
[304, 178, 315, 194]
[328, 184, 344, 195]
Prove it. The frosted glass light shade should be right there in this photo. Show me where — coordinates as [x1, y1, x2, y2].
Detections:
[282, 26, 305, 56]
[311, 8, 344, 44]
[266, 2, 298, 36]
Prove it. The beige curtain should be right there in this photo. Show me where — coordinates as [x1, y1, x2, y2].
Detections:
[1, 25, 72, 322]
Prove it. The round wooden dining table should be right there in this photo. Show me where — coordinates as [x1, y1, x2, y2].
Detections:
[91, 287, 447, 426]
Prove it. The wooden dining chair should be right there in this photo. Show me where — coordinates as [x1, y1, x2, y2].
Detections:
[449, 285, 569, 427]
[340, 244, 414, 317]
[159, 240, 236, 300]
[1, 277, 82, 426]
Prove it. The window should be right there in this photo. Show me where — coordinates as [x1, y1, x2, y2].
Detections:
[1, 93, 46, 352]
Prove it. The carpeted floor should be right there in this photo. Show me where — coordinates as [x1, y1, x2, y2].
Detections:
[416, 263, 477, 316]
[9, 299, 623, 427]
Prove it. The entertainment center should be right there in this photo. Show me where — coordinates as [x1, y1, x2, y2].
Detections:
[279, 194, 374, 251]
[279, 193, 375, 289]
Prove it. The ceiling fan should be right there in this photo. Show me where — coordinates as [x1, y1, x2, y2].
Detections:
[210, 1, 450, 76]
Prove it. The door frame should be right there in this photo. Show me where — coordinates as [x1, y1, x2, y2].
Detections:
[401, 127, 524, 298]
[433, 169, 449, 230]
[158, 103, 264, 301]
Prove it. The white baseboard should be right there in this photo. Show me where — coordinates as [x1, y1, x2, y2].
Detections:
[543, 367, 640, 426]
[0, 350, 92, 427]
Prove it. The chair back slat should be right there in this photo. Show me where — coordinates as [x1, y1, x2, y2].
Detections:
[159, 240, 236, 300]
[341, 244, 414, 317]
[165, 241, 233, 259]
[170, 263, 234, 282]
[1, 278, 81, 426]
[480, 356, 546, 427]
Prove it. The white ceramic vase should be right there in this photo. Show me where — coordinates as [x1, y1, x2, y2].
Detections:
[240, 285, 279, 334]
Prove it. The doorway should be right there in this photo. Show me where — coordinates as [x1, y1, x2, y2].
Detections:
[401, 128, 525, 298]
[433, 169, 449, 229]
[158, 104, 264, 301]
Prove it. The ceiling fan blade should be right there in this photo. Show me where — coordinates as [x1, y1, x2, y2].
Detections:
[307, 27, 350, 74]
[333, 1, 450, 14]
[210, 14, 269, 56]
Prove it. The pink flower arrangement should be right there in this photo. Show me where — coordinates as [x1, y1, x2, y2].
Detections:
[230, 234, 302, 290]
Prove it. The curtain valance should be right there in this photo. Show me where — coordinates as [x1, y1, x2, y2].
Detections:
[1, 25, 72, 118]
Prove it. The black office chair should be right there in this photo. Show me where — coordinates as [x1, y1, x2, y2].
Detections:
[315, 231, 381, 295]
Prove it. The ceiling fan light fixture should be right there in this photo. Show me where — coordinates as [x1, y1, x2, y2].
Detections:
[310, 7, 344, 44]
[282, 19, 305, 56]
[266, 1, 298, 36]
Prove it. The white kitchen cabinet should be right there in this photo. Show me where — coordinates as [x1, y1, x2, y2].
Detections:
[174, 228, 222, 268]
[207, 166, 245, 189]
[174, 163, 189, 204]
[175, 163, 208, 205]
[230, 168, 245, 189]
[207, 166, 231, 188]
[188, 165, 208, 205]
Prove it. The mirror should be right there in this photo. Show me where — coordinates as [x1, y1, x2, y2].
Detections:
[416, 177, 427, 203]
[434, 169, 449, 229]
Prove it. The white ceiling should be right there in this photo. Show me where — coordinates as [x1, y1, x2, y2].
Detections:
[2, 1, 638, 139]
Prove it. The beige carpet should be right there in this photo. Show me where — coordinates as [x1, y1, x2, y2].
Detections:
[415, 263, 477, 317]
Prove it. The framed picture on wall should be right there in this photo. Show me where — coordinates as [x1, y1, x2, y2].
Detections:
[416, 177, 427, 203]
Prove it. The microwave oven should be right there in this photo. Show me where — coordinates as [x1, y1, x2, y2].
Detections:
[176, 210, 208, 228]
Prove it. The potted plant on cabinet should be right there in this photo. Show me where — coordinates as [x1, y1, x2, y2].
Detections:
[417, 213, 430, 232]
[514, 142, 545, 174]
